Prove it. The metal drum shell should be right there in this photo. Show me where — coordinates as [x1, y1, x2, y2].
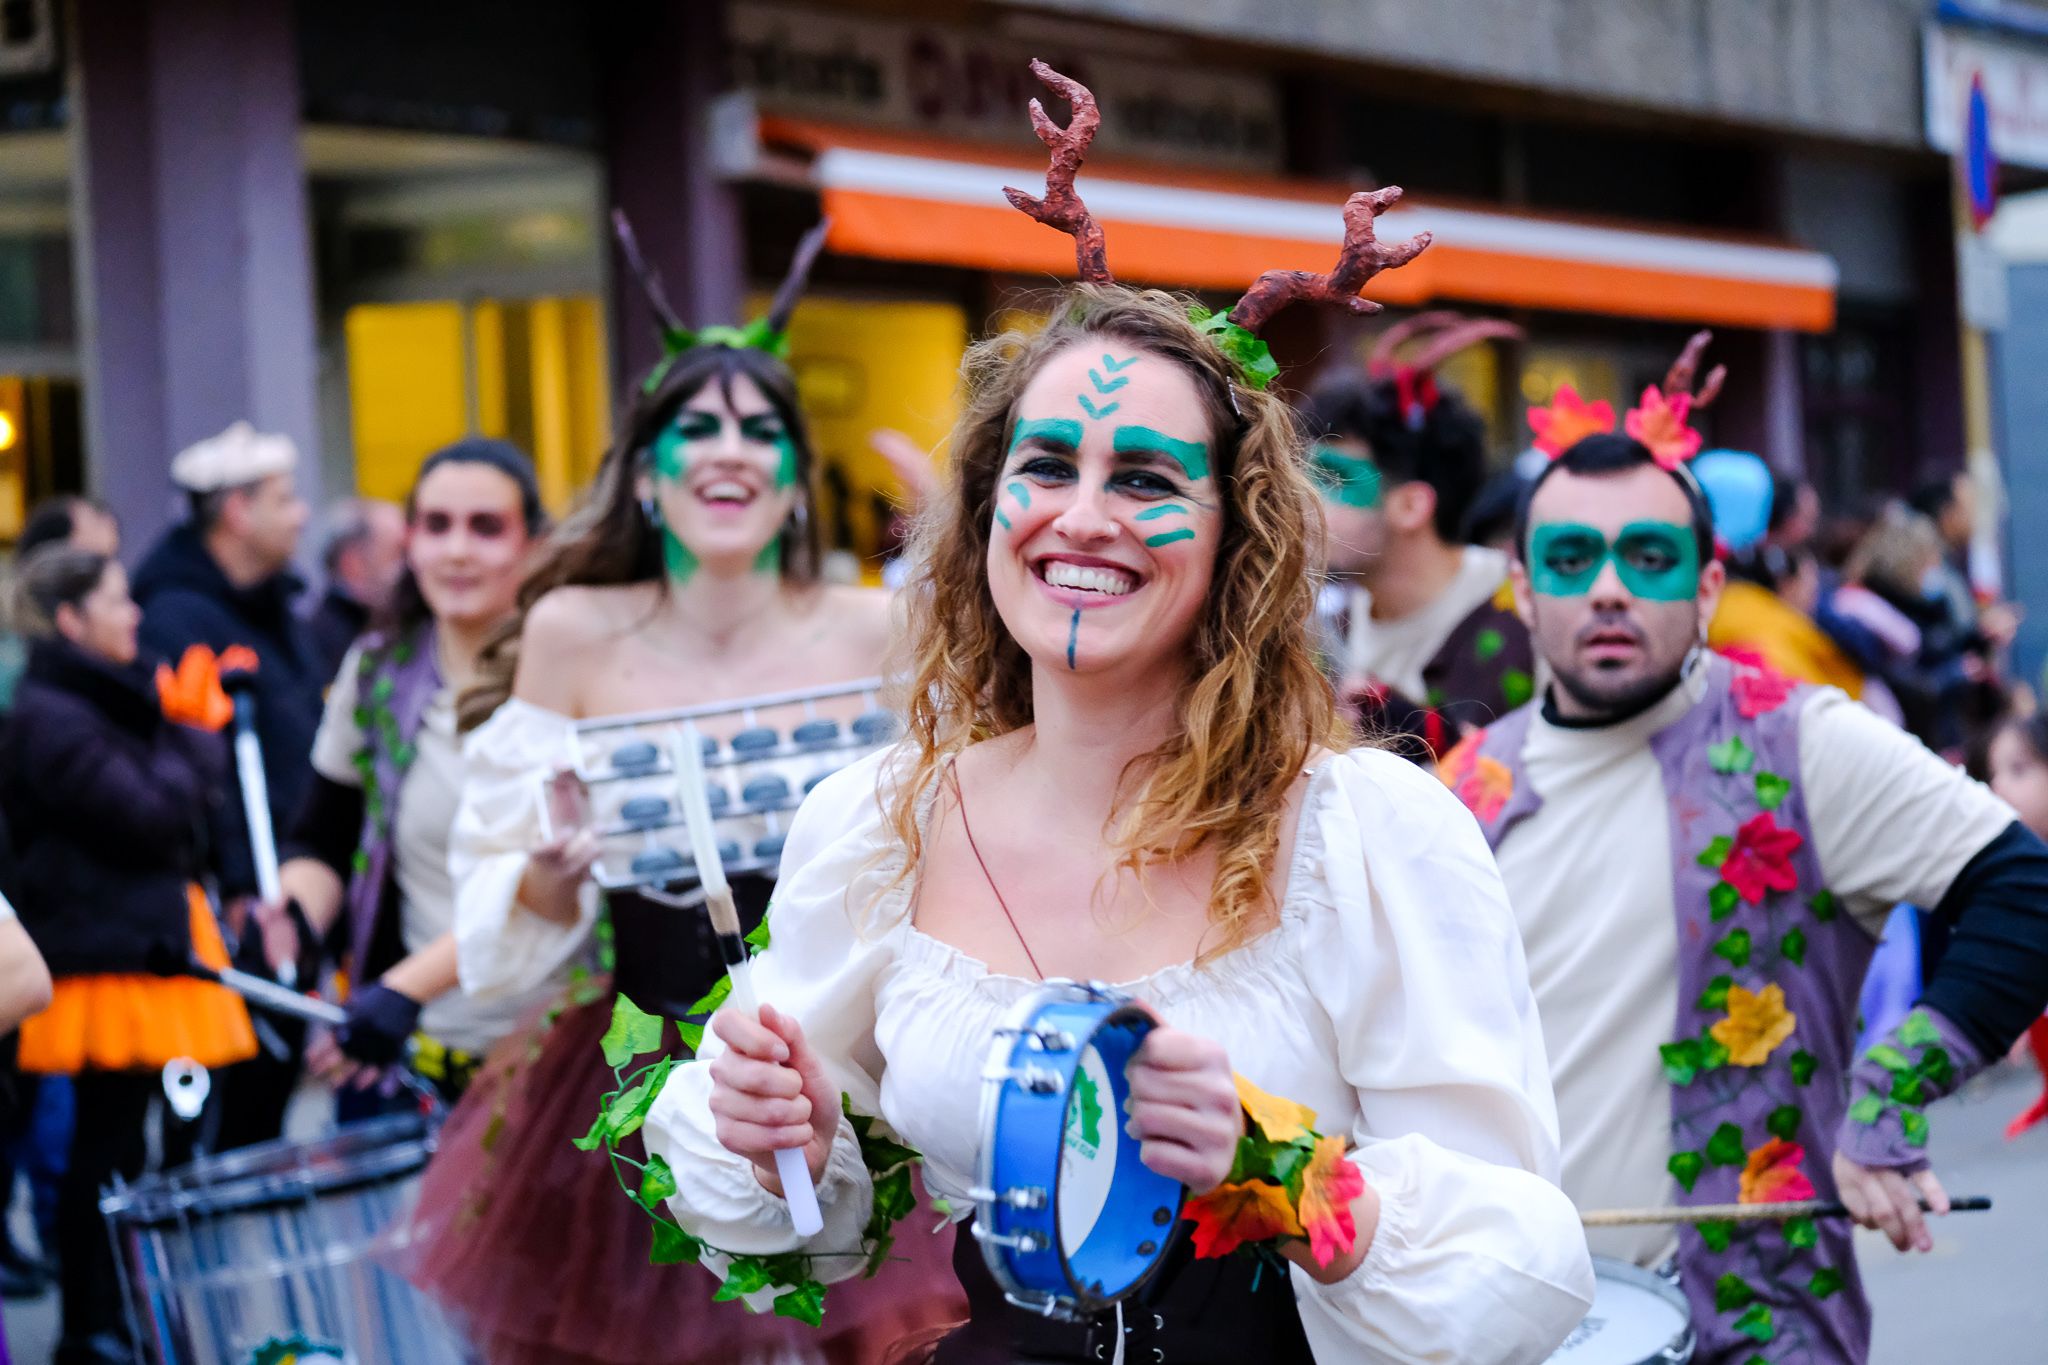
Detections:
[101, 1114, 470, 1365]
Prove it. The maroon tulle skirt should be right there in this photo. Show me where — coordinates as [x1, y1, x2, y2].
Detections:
[394, 988, 967, 1365]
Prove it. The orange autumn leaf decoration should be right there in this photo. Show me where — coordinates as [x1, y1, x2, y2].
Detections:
[1622, 385, 1702, 470]
[155, 644, 249, 731]
[1182, 1179, 1303, 1260]
[1234, 1072, 1317, 1144]
[1526, 384, 1616, 457]
[1297, 1134, 1365, 1267]
[1710, 982, 1797, 1067]
[1738, 1138, 1816, 1204]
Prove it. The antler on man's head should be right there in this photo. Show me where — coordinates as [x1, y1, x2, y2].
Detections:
[1002, 60, 1112, 285]
[1227, 188, 1432, 333]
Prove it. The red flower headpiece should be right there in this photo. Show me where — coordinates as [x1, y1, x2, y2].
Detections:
[1366, 311, 1524, 432]
[1526, 330, 1726, 468]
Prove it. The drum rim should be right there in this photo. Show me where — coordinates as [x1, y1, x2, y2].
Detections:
[101, 1114, 432, 1226]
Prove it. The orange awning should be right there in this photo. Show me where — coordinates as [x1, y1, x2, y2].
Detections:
[756, 118, 1838, 333]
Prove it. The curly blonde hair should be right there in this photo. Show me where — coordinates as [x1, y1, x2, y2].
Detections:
[885, 284, 1349, 955]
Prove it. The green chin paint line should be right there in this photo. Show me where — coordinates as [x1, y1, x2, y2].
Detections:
[1113, 425, 1209, 482]
[1144, 528, 1195, 548]
[1066, 608, 1080, 670]
[662, 528, 699, 585]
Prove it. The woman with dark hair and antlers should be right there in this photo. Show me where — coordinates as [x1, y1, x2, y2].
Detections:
[395, 222, 963, 1364]
[646, 63, 1592, 1363]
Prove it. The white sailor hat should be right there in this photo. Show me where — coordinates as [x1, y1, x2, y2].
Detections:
[170, 421, 298, 493]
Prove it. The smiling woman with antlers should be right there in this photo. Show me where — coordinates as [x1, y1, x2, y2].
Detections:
[647, 59, 1593, 1364]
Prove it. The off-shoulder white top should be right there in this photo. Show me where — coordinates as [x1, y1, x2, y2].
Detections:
[645, 745, 1595, 1363]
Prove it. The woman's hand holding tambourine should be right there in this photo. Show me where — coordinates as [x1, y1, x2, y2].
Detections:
[1126, 1027, 1245, 1194]
[709, 1003, 840, 1195]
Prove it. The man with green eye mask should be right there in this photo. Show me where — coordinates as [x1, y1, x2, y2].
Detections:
[1300, 366, 1535, 760]
[1442, 429, 2048, 1365]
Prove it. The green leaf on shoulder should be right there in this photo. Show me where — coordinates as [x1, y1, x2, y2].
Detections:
[713, 1258, 777, 1303]
[1698, 1219, 1735, 1252]
[1847, 1093, 1885, 1125]
[683, 973, 733, 1021]
[603, 1058, 674, 1143]
[1697, 835, 1735, 869]
[1708, 735, 1756, 775]
[1865, 1043, 1912, 1074]
[1754, 772, 1791, 811]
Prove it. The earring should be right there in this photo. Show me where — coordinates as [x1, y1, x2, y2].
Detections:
[640, 495, 662, 528]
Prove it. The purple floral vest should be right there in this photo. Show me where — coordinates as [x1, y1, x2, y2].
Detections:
[1449, 655, 1876, 1364]
[342, 626, 442, 980]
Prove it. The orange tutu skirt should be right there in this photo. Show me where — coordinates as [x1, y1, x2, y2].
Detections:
[18, 886, 257, 1074]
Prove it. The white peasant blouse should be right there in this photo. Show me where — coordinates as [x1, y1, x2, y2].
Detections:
[646, 745, 1595, 1363]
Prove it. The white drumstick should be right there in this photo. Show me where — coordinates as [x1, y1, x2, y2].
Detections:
[674, 726, 824, 1237]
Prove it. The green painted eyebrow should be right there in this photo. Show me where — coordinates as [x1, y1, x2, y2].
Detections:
[1009, 417, 1083, 453]
[1112, 425, 1209, 481]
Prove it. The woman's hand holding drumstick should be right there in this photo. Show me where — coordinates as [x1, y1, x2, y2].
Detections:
[708, 1004, 840, 1193]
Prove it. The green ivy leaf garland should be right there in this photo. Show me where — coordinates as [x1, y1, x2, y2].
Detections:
[583, 916, 928, 1328]
[1186, 305, 1280, 390]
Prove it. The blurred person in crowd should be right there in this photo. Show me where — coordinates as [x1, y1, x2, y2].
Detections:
[0, 496, 122, 714]
[263, 441, 548, 1115]
[1827, 504, 1980, 756]
[18, 497, 118, 561]
[2, 547, 256, 1365]
[1909, 472, 2020, 648]
[130, 421, 321, 1150]
[1302, 314, 1534, 753]
[1443, 365, 2048, 1362]
[304, 497, 406, 681]
[1766, 472, 1821, 556]
[1984, 710, 2048, 1139]
[1697, 449, 1866, 695]
[0, 822, 51, 1301]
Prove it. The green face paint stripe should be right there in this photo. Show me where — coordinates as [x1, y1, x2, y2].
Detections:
[1087, 367, 1130, 395]
[1144, 528, 1196, 548]
[1100, 352, 1138, 373]
[1133, 504, 1188, 521]
[1077, 393, 1120, 420]
[1005, 481, 1031, 509]
[753, 538, 781, 574]
[1010, 417, 1083, 453]
[1066, 609, 1080, 670]
[1112, 426, 1210, 482]
[994, 508, 1013, 531]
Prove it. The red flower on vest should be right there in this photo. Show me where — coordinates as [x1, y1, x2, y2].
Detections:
[1720, 811, 1804, 905]
[1731, 665, 1796, 719]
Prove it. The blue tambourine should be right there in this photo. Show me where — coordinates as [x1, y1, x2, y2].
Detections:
[972, 981, 1186, 1319]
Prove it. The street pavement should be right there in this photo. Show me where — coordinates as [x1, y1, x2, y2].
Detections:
[3, 1066, 2042, 1362]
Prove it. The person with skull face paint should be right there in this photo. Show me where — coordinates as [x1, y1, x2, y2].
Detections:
[1301, 315, 1536, 760]
[391, 221, 963, 1365]
[1440, 338, 2048, 1364]
[647, 63, 1592, 1365]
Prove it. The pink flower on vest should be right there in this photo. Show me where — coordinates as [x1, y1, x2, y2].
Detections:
[1739, 1138, 1817, 1204]
[1732, 665, 1796, 718]
[1720, 811, 1804, 905]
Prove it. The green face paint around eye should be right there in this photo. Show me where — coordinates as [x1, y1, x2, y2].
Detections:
[1112, 425, 1209, 482]
[739, 414, 799, 489]
[1010, 417, 1083, 454]
[1528, 520, 1699, 602]
[1309, 444, 1381, 510]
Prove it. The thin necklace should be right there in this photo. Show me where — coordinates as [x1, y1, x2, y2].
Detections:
[948, 764, 1045, 981]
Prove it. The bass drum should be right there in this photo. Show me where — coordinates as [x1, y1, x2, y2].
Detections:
[101, 1113, 470, 1365]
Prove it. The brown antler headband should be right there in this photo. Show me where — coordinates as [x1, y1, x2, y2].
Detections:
[1003, 60, 1111, 285]
[1227, 188, 1432, 332]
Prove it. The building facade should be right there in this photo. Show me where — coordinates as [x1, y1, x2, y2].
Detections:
[0, 0, 1992, 569]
